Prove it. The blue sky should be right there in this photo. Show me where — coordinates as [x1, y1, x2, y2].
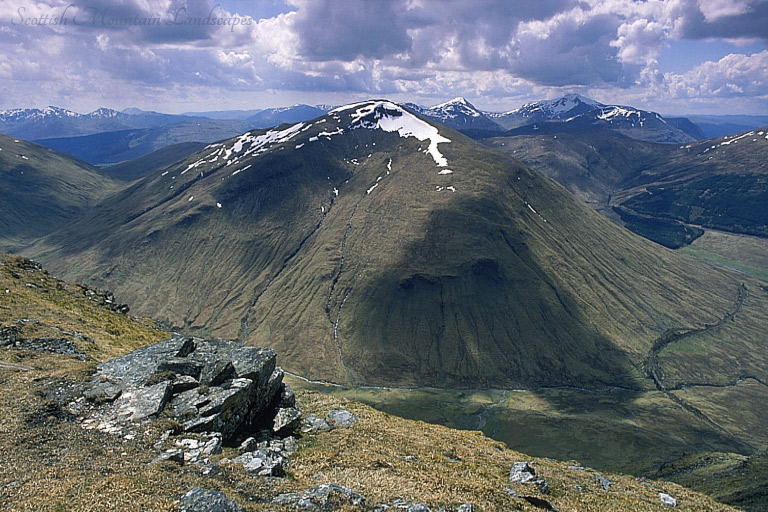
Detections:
[1, 0, 767, 115]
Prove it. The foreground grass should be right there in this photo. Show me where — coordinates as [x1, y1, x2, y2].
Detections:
[0, 253, 746, 511]
[0, 349, 746, 512]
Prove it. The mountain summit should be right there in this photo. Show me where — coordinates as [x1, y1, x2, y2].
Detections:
[405, 97, 503, 131]
[489, 94, 696, 143]
[33, 99, 747, 389]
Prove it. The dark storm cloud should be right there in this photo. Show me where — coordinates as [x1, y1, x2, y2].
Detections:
[289, 0, 413, 60]
[675, 0, 768, 41]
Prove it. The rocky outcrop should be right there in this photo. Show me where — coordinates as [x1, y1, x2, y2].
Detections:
[509, 461, 549, 494]
[84, 335, 300, 446]
[179, 487, 242, 512]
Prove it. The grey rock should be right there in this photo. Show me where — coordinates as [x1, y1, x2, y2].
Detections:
[273, 483, 366, 509]
[509, 462, 538, 484]
[659, 493, 677, 507]
[509, 461, 549, 494]
[239, 437, 258, 452]
[156, 357, 204, 379]
[0, 326, 19, 346]
[83, 381, 122, 404]
[595, 474, 611, 491]
[282, 436, 299, 455]
[201, 435, 223, 456]
[179, 487, 241, 512]
[96, 335, 196, 388]
[280, 385, 296, 408]
[117, 381, 172, 422]
[457, 505, 475, 512]
[303, 413, 332, 433]
[172, 375, 199, 394]
[175, 337, 196, 357]
[84, 336, 298, 463]
[151, 448, 185, 465]
[201, 360, 237, 387]
[326, 409, 358, 428]
[273, 407, 302, 434]
[233, 448, 287, 476]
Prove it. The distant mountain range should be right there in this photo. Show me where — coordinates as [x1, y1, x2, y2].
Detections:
[4, 96, 768, 168]
[35, 120, 251, 167]
[0, 106, 204, 140]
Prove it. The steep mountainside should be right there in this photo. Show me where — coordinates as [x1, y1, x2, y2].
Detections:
[0, 134, 119, 251]
[31, 101, 753, 390]
[486, 128, 768, 246]
[488, 94, 696, 143]
[406, 97, 503, 131]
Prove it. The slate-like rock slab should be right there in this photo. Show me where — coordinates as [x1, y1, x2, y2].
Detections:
[179, 487, 241, 512]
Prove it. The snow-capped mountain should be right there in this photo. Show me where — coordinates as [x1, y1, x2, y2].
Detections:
[405, 97, 503, 131]
[0, 106, 80, 123]
[489, 94, 603, 127]
[489, 94, 697, 143]
[0, 105, 204, 140]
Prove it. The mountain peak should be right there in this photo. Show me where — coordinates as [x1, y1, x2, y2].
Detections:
[432, 96, 473, 109]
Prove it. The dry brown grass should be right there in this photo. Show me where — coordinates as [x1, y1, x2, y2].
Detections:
[0, 253, 749, 511]
[0, 349, 747, 512]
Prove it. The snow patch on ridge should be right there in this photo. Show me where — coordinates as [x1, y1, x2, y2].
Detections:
[347, 101, 451, 167]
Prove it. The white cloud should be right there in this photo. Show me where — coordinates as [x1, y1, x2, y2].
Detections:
[0, 0, 766, 113]
[665, 50, 768, 99]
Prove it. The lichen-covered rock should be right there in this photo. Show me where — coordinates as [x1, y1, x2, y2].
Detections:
[326, 409, 358, 429]
[272, 483, 366, 509]
[509, 461, 549, 494]
[273, 407, 302, 435]
[179, 487, 241, 512]
[660, 492, 677, 507]
[83, 336, 300, 446]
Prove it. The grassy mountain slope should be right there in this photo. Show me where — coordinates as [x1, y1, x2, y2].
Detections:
[35, 120, 250, 166]
[0, 254, 750, 511]
[0, 134, 119, 251]
[29, 102, 756, 393]
[102, 142, 207, 182]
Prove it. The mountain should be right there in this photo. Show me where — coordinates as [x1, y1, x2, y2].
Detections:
[487, 94, 697, 144]
[488, 93, 603, 129]
[29, 100, 762, 394]
[405, 97, 503, 131]
[246, 104, 329, 128]
[485, 127, 768, 247]
[0, 106, 203, 140]
[35, 119, 251, 166]
[0, 134, 119, 251]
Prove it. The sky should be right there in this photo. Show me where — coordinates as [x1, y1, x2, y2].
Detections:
[1, 0, 767, 115]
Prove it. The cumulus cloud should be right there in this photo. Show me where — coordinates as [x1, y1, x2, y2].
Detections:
[666, 50, 768, 98]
